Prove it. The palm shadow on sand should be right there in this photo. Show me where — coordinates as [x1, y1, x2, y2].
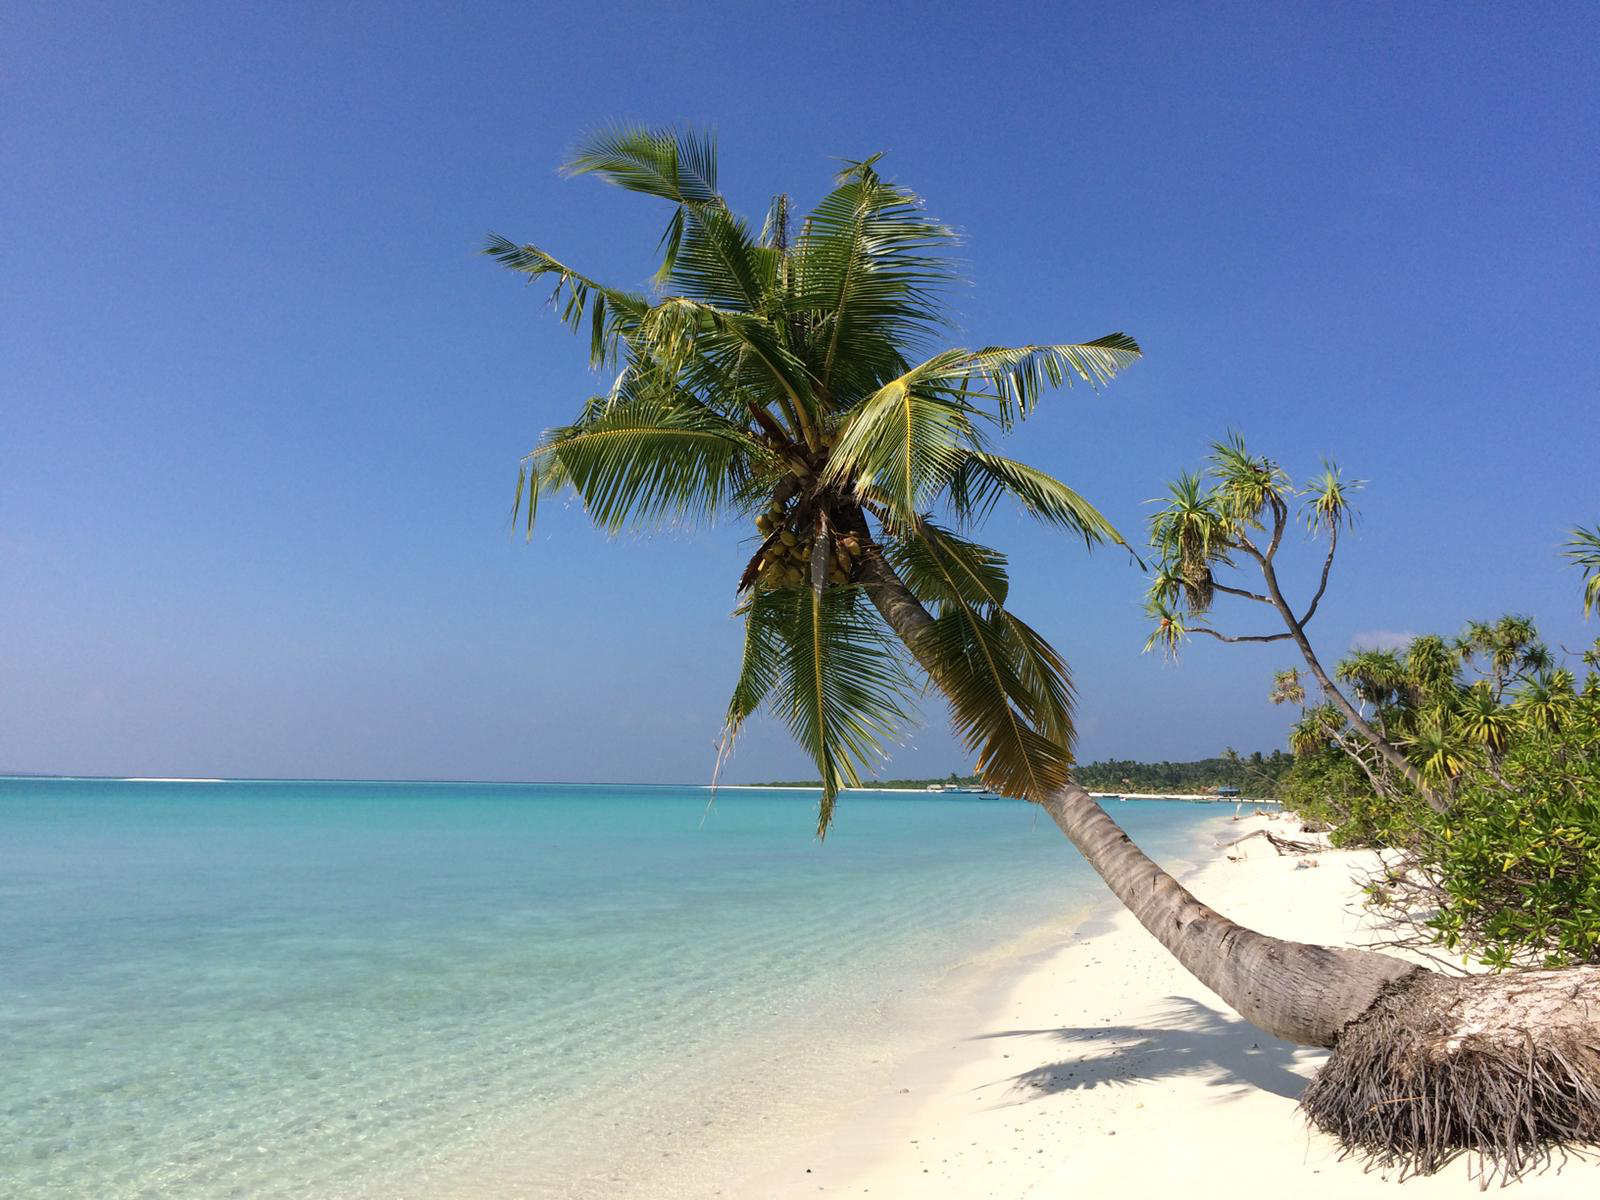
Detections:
[975, 996, 1324, 1103]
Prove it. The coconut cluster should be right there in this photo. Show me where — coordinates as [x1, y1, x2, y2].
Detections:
[752, 506, 863, 590]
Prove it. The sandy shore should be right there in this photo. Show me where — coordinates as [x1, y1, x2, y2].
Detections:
[746, 812, 1596, 1198]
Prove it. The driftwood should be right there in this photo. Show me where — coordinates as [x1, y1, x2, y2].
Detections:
[1218, 828, 1325, 856]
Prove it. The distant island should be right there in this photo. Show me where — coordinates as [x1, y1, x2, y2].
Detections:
[751, 773, 987, 791]
[753, 752, 1292, 796]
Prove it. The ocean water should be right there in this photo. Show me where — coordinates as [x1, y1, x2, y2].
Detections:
[0, 778, 1231, 1198]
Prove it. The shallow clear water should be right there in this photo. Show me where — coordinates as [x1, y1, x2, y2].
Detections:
[0, 778, 1229, 1198]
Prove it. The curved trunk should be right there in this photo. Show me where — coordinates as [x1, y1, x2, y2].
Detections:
[1038, 781, 1420, 1046]
[858, 544, 1423, 1047]
[858, 535, 1600, 1179]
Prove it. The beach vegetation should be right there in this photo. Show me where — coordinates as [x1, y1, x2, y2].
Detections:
[493, 130, 1600, 1181]
[1277, 610, 1600, 971]
[1151, 446, 1600, 973]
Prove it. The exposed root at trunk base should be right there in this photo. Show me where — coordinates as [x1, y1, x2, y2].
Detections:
[1302, 967, 1600, 1185]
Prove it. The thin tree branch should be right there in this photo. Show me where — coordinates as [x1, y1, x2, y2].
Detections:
[1265, 493, 1287, 561]
[1255, 551, 1445, 812]
[1213, 581, 1274, 604]
[1192, 628, 1292, 645]
[1298, 523, 1339, 626]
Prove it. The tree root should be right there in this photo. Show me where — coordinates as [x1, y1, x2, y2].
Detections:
[1302, 967, 1600, 1185]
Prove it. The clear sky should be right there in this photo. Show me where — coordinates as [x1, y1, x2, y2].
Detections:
[4, 2, 1596, 783]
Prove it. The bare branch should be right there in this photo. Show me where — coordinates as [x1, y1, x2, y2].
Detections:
[1299, 522, 1339, 626]
[1233, 531, 1265, 563]
[1265, 491, 1288, 560]
[1192, 628, 1292, 645]
[1213, 581, 1273, 604]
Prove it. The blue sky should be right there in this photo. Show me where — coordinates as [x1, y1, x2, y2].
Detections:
[3, 2, 1596, 783]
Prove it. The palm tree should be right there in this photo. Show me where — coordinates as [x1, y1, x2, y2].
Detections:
[489, 127, 1599, 1177]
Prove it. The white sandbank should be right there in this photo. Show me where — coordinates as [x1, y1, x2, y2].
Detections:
[745, 812, 1596, 1198]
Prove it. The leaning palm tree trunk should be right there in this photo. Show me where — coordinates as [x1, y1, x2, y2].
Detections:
[1036, 782, 1416, 1046]
[858, 547, 1418, 1044]
[861, 545, 1600, 1178]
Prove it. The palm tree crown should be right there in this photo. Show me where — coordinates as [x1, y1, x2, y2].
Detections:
[489, 127, 1140, 832]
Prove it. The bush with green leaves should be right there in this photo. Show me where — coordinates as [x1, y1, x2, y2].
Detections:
[1244, 510, 1600, 969]
[1281, 623, 1600, 968]
[1276, 749, 1425, 848]
[1423, 686, 1600, 968]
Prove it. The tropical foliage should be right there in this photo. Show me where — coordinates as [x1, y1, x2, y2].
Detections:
[1569, 524, 1600, 619]
[1143, 436, 1434, 805]
[1263, 534, 1600, 968]
[490, 127, 1139, 832]
[1298, 616, 1600, 968]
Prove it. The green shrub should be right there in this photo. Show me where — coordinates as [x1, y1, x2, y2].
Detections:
[1277, 751, 1427, 848]
[1424, 715, 1600, 969]
[1275, 615, 1600, 969]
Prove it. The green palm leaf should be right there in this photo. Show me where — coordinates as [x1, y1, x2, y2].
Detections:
[955, 338, 1142, 427]
[517, 382, 764, 534]
[564, 125, 721, 205]
[724, 585, 915, 835]
[794, 159, 958, 398]
[884, 522, 1011, 608]
[891, 523, 1076, 784]
[481, 236, 647, 367]
[946, 451, 1129, 547]
[918, 607, 1074, 799]
[821, 359, 981, 528]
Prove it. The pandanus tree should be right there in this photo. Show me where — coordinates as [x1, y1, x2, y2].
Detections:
[1569, 525, 1600, 620]
[490, 128, 1599, 1179]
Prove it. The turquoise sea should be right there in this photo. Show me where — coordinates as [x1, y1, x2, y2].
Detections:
[0, 778, 1231, 1198]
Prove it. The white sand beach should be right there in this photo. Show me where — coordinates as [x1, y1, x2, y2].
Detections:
[749, 812, 1597, 1198]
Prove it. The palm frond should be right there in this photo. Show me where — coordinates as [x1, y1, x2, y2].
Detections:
[1208, 432, 1289, 526]
[953, 337, 1142, 428]
[1142, 596, 1192, 660]
[632, 296, 816, 429]
[821, 357, 981, 528]
[884, 523, 1010, 608]
[1300, 461, 1363, 532]
[919, 605, 1074, 800]
[482, 235, 648, 367]
[794, 161, 959, 398]
[946, 451, 1129, 548]
[564, 125, 721, 205]
[726, 586, 914, 835]
[668, 203, 775, 313]
[892, 524, 1076, 785]
[517, 381, 764, 534]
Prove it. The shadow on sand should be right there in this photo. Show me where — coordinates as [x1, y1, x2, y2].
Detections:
[975, 996, 1324, 1103]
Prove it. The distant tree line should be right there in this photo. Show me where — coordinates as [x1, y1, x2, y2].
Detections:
[1072, 751, 1291, 794]
[756, 754, 1291, 794]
